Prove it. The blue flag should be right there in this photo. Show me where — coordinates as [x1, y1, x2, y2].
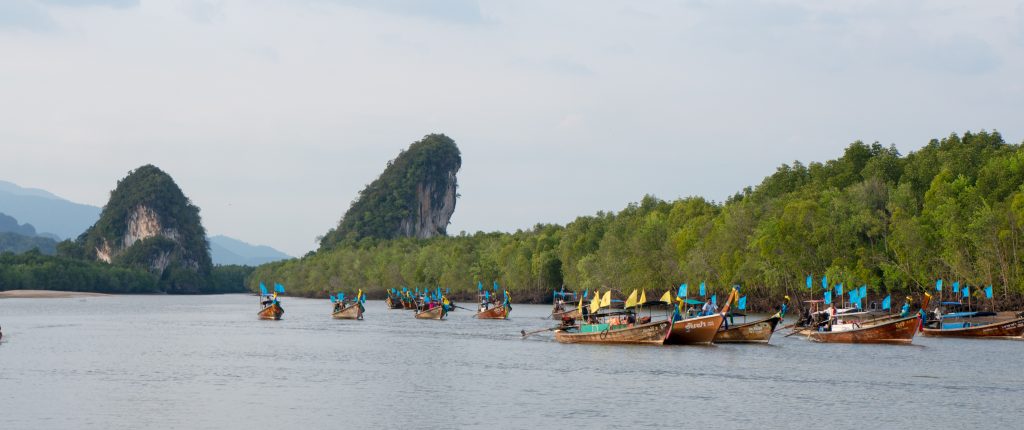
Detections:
[711, 294, 717, 307]
[259, 283, 268, 295]
[484, 290, 489, 300]
[738, 296, 747, 310]
[936, 279, 943, 291]
[953, 281, 960, 292]
[477, 281, 483, 291]
[985, 285, 993, 299]
[338, 293, 345, 301]
[882, 295, 891, 310]
[699, 282, 706, 297]
[822, 275, 828, 289]
[583, 289, 588, 298]
[962, 286, 969, 297]
[836, 283, 843, 296]
[493, 281, 499, 291]
[859, 285, 867, 299]
[806, 275, 812, 289]
[824, 290, 832, 305]
[678, 283, 688, 297]
[274, 283, 285, 294]
[329, 294, 336, 303]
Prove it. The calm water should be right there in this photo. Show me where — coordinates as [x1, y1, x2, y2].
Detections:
[1, 294, 1022, 429]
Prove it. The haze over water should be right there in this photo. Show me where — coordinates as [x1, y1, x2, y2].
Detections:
[1, 295, 1022, 429]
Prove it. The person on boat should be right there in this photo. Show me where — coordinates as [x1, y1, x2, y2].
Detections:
[900, 297, 912, 317]
[825, 303, 837, 331]
[701, 299, 715, 316]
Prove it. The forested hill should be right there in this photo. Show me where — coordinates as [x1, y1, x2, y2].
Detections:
[319, 133, 461, 248]
[252, 130, 1024, 307]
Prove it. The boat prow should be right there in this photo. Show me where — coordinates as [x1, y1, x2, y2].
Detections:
[258, 303, 284, 320]
[666, 314, 724, 345]
[714, 315, 781, 344]
[415, 306, 446, 320]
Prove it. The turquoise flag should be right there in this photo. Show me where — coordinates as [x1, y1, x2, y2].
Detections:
[936, 279, 943, 291]
[822, 275, 828, 289]
[824, 290, 832, 305]
[678, 283, 688, 297]
[738, 296, 747, 310]
[836, 283, 843, 296]
[985, 285, 993, 299]
[806, 275, 812, 289]
[882, 295, 891, 310]
[699, 282, 706, 297]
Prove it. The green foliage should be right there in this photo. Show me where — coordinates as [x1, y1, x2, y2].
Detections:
[255, 130, 1024, 306]
[210, 265, 254, 294]
[0, 250, 160, 293]
[319, 134, 462, 248]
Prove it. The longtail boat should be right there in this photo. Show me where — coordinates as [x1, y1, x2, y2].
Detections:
[554, 320, 671, 345]
[385, 296, 402, 310]
[332, 303, 364, 320]
[257, 282, 285, 320]
[806, 315, 920, 344]
[475, 304, 509, 319]
[665, 287, 740, 345]
[714, 315, 782, 343]
[415, 305, 446, 320]
[922, 304, 1024, 338]
[550, 288, 580, 319]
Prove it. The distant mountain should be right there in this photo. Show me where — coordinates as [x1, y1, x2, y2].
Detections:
[209, 235, 292, 266]
[0, 212, 58, 254]
[0, 181, 101, 239]
[1, 178, 288, 265]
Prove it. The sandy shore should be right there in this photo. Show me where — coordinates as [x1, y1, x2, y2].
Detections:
[0, 290, 109, 299]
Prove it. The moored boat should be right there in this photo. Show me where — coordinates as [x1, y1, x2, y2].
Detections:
[554, 320, 671, 345]
[666, 313, 724, 345]
[714, 315, 782, 343]
[415, 305, 446, 320]
[332, 303, 363, 320]
[257, 282, 285, 320]
[806, 314, 920, 344]
[922, 308, 1024, 339]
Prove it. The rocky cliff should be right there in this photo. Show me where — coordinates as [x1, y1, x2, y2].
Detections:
[319, 134, 461, 248]
[69, 165, 212, 293]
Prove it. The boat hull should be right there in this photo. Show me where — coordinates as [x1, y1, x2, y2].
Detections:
[921, 317, 1024, 338]
[666, 314, 724, 345]
[385, 297, 402, 309]
[807, 315, 919, 344]
[332, 303, 363, 320]
[551, 307, 580, 320]
[714, 316, 781, 344]
[415, 306, 446, 320]
[475, 305, 509, 319]
[258, 303, 284, 320]
[554, 320, 671, 345]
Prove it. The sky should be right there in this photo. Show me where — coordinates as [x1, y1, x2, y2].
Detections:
[2, 0, 1023, 256]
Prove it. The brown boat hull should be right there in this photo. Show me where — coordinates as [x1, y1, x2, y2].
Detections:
[258, 303, 284, 320]
[551, 307, 580, 320]
[921, 317, 1024, 338]
[714, 316, 781, 344]
[402, 301, 416, 310]
[385, 297, 402, 309]
[415, 306, 446, 320]
[666, 314, 724, 345]
[807, 315, 920, 344]
[475, 305, 509, 319]
[332, 303, 363, 320]
[554, 320, 671, 345]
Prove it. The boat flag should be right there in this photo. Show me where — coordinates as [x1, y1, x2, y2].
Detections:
[738, 296, 747, 310]
[835, 283, 843, 295]
[985, 285, 993, 299]
[962, 285, 969, 297]
[936, 279, 943, 291]
[806, 275, 812, 289]
[274, 283, 285, 294]
[338, 292, 345, 301]
[659, 291, 672, 304]
[477, 281, 483, 291]
[711, 294, 717, 307]
[259, 283, 268, 295]
[849, 290, 859, 307]
[858, 285, 867, 299]
[678, 283, 688, 297]
[639, 290, 647, 303]
[493, 281, 499, 291]
[953, 281, 960, 294]
[577, 295, 584, 313]
[330, 295, 336, 303]
[625, 289, 638, 308]
[699, 282, 706, 297]
[600, 291, 611, 308]
[882, 295, 891, 310]
[484, 290, 489, 300]
[589, 294, 601, 313]
[824, 289, 832, 305]
[583, 289, 588, 299]
[822, 275, 828, 289]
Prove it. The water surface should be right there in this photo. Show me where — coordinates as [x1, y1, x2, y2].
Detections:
[1, 294, 1021, 429]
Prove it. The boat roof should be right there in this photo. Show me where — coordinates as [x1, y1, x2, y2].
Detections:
[940, 311, 996, 319]
[940, 301, 964, 306]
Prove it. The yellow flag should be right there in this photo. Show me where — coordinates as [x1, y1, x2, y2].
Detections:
[639, 290, 647, 304]
[624, 289, 638, 308]
[577, 295, 584, 313]
[600, 291, 611, 308]
[659, 291, 671, 304]
[589, 293, 601, 313]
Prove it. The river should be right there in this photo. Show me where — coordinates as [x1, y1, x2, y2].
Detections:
[1, 294, 1021, 429]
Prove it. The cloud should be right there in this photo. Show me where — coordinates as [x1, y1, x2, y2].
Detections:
[321, 0, 485, 24]
[0, 1, 57, 32]
[39, 0, 139, 8]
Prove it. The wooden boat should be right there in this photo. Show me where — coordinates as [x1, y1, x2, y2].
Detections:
[922, 315, 1024, 338]
[665, 313, 724, 345]
[714, 315, 782, 344]
[402, 299, 416, 310]
[332, 303, 363, 320]
[385, 296, 403, 309]
[551, 306, 580, 320]
[414, 306, 446, 320]
[475, 304, 509, 319]
[806, 315, 920, 344]
[258, 303, 284, 320]
[554, 320, 672, 345]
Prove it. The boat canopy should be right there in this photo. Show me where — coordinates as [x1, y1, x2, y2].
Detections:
[940, 311, 996, 319]
[940, 301, 964, 306]
[682, 299, 705, 305]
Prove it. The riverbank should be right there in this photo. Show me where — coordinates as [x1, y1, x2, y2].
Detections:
[0, 290, 109, 299]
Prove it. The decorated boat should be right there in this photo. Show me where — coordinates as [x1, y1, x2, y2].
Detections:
[714, 315, 782, 343]
[665, 286, 740, 345]
[475, 304, 509, 319]
[922, 298, 1024, 339]
[550, 288, 580, 320]
[804, 293, 929, 344]
[475, 285, 512, 319]
[415, 305, 447, 320]
[257, 282, 285, 320]
[553, 288, 672, 345]
[330, 290, 365, 320]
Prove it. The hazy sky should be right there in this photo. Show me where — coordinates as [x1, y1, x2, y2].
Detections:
[2, 0, 1023, 256]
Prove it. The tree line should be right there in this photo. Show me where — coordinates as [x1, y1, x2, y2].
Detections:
[251, 131, 1024, 310]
